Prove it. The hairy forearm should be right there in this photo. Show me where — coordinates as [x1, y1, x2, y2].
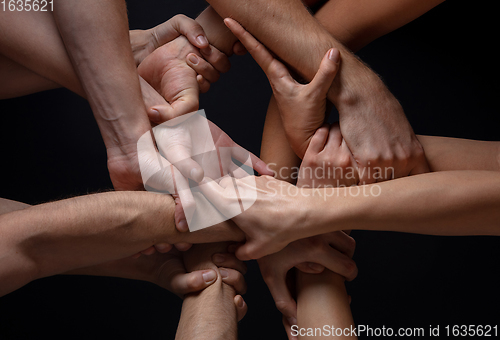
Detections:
[0, 191, 174, 294]
[176, 242, 238, 340]
[53, 0, 151, 149]
[296, 270, 356, 339]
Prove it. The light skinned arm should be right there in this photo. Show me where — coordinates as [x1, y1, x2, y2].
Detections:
[295, 270, 356, 340]
[176, 243, 244, 340]
[0, 192, 244, 297]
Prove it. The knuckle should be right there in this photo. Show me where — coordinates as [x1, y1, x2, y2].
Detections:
[343, 259, 358, 281]
[275, 300, 291, 314]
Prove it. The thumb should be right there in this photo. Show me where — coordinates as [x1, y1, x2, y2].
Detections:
[309, 48, 340, 96]
[170, 269, 217, 297]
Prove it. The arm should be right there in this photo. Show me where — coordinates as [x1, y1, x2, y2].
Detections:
[295, 270, 356, 340]
[176, 243, 241, 340]
[0, 192, 244, 297]
[0, 54, 59, 99]
[218, 0, 433, 182]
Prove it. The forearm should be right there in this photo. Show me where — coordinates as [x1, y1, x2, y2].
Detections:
[296, 270, 356, 339]
[195, 6, 237, 56]
[0, 10, 84, 96]
[261, 96, 301, 182]
[0, 191, 175, 295]
[305, 170, 500, 238]
[417, 135, 500, 172]
[207, 0, 378, 105]
[0, 54, 60, 99]
[53, 0, 151, 149]
[176, 242, 238, 340]
[314, 0, 444, 52]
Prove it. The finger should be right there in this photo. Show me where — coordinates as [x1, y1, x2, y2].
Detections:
[153, 129, 204, 183]
[324, 122, 342, 150]
[325, 231, 356, 258]
[309, 48, 340, 96]
[230, 146, 274, 176]
[174, 242, 193, 252]
[232, 41, 247, 56]
[308, 124, 330, 154]
[295, 262, 325, 274]
[186, 53, 220, 83]
[223, 18, 291, 82]
[220, 268, 247, 295]
[200, 45, 231, 74]
[174, 198, 189, 232]
[197, 75, 211, 93]
[234, 295, 248, 321]
[283, 315, 298, 340]
[154, 14, 209, 49]
[319, 248, 358, 281]
[198, 177, 232, 215]
[170, 269, 217, 296]
[234, 241, 262, 262]
[213, 253, 248, 274]
[141, 246, 156, 256]
[154, 243, 173, 253]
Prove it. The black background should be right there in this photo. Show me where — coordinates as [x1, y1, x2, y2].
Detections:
[1, 0, 499, 339]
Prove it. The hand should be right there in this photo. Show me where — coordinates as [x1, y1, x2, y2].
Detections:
[335, 77, 429, 183]
[226, 18, 429, 183]
[130, 14, 211, 65]
[257, 231, 357, 323]
[138, 35, 230, 120]
[199, 175, 309, 260]
[297, 123, 359, 188]
[148, 110, 273, 230]
[184, 243, 249, 321]
[224, 18, 340, 159]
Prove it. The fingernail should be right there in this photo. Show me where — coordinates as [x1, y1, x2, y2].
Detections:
[219, 269, 229, 279]
[190, 168, 203, 182]
[178, 219, 188, 232]
[213, 254, 225, 264]
[328, 48, 340, 63]
[203, 270, 217, 283]
[149, 108, 161, 123]
[287, 317, 297, 326]
[188, 54, 199, 65]
[236, 296, 245, 308]
[196, 35, 208, 46]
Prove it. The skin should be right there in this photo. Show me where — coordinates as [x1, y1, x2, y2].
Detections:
[205, 0, 440, 183]
[206, 17, 500, 257]
[0, 193, 246, 297]
[176, 243, 247, 339]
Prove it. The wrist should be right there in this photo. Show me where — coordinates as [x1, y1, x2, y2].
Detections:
[328, 57, 389, 112]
